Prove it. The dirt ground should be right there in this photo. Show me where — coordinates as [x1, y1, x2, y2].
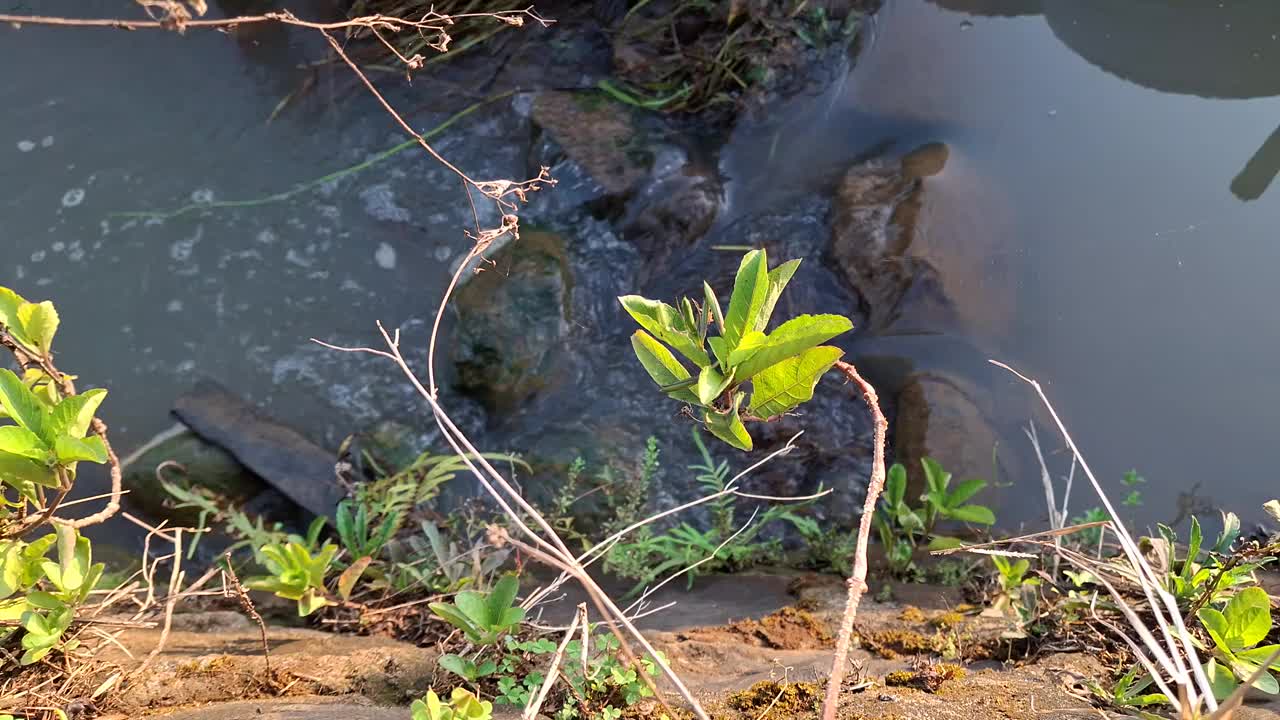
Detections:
[82, 572, 1280, 720]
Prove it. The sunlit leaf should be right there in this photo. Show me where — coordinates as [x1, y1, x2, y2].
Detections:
[54, 436, 108, 465]
[16, 302, 59, 356]
[0, 453, 57, 488]
[49, 389, 106, 439]
[753, 258, 801, 332]
[722, 249, 769, 350]
[0, 369, 47, 437]
[696, 365, 732, 406]
[732, 314, 853, 380]
[747, 345, 842, 420]
[618, 295, 710, 367]
[630, 331, 700, 405]
[946, 505, 996, 525]
[0, 426, 48, 461]
[703, 393, 751, 451]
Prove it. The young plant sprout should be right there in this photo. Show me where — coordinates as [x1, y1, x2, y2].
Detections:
[619, 249, 853, 450]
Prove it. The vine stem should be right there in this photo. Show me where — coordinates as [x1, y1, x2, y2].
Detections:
[820, 360, 888, 720]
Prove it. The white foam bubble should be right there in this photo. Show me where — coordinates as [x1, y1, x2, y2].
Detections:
[375, 242, 397, 270]
[16, 140, 35, 152]
[61, 188, 85, 208]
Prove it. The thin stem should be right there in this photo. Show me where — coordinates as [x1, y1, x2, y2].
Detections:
[821, 360, 888, 720]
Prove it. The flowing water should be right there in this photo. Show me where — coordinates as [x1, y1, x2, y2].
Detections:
[724, 0, 1280, 528]
[3, 0, 1280, 537]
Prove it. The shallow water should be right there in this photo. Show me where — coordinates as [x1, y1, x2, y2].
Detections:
[723, 0, 1280, 529]
[4, 0, 1280, 540]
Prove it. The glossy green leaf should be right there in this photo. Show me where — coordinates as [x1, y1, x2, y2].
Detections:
[630, 331, 700, 405]
[1199, 608, 1232, 653]
[747, 345, 842, 420]
[732, 314, 853, 380]
[0, 426, 48, 461]
[707, 336, 730, 370]
[1223, 586, 1272, 649]
[753, 258, 801, 332]
[726, 331, 768, 366]
[0, 453, 58, 488]
[945, 504, 996, 525]
[54, 436, 108, 465]
[0, 368, 46, 436]
[17, 301, 58, 355]
[722, 249, 769, 350]
[885, 464, 907, 506]
[703, 393, 751, 451]
[618, 295, 710, 366]
[696, 365, 732, 406]
[49, 389, 106, 440]
[297, 587, 330, 617]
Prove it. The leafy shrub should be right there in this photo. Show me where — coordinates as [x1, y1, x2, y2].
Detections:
[0, 525, 105, 664]
[620, 249, 853, 450]
[429, 574, 526, 645]
[1198, 586, 1280, 698]
[871, 459, 996, 577]
[412, 687, 493, 720]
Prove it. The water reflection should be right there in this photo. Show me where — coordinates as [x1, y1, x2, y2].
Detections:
[929, 0, 1280, 200]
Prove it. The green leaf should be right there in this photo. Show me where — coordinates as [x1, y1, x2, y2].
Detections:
[726, 331, 768, 367]
[1223, 586, 1272, 649]
[54, 436, 108, 465]
[17, 302, 59, 356]
[703, 393, 751, 451]
[49, 389, 106, 440]
[0, 453, 57, 488]
[618, 296, 711, 366]
[487, 574, 520, 626]
[454, 590, 490, 627]
[921, 457, 951, 496]
[0, 426, 48, 461]
[1199, 608, 1232, 653]
[885, 464, 907, 507]
[731, 314, 854, 381]
[747, 345, 842, 420]
[722, 250, 769, 350]
[1237, 644, 1280, 669]
[630, 331, 700, 405]
[946, 478, 987, 508]
[0, 369, 46, 436]
[703, 282, 725, 335]
[297, 587, 330, 617]
[945, 504, 996, 525]
[0, 288, 26, 332]
[696, 365, 733, 406]
[1182, 516, 1203, 580]
[753, 259, 801, 333]
[927, 535, 964, 551]
[707, 336, 731, 370]
[439, 653, 474, 680]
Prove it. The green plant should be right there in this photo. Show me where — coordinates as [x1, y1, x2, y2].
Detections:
[1196, 586, 1280, 698]
[0, 288, 112, 533]
[1151, 513, 1267, 610]
[246, 540, 339, 616]
[439, 653, 497, 684]
[871, 459, 995, 577]
[1071, 507, 1110, 547]
[918, 458, 995, 546]
[603, 429, 810, 595]
[988, 554, 1040, 626]
[0, 525, 105, 664]
[1120, 469, 1145, 508]
[503, 631, 661, 719]
[1088, 664, 1169, 711]
[411, 687, 493, 720]
[429, 574, 525, 645]
[620, 249, 853, 450]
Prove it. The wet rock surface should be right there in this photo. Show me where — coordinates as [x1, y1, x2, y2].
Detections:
[894, 371, 1007, 498]
[452, 230, 573, 415]
[174, 380, 345, 517]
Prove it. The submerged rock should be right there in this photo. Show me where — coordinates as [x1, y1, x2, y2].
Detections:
[452, 231, 572, 415]
[894, 371, 1006, 499]
[829, 142, 1015, 341]
[530, 91, 650, 196]
[119, 424, 270, 525]
[174, 380, 345, 517]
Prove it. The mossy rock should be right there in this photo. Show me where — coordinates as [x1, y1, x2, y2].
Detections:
[119, 425, 263, 524]
[451, 231, 572, 414]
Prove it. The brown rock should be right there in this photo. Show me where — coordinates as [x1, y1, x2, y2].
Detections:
[895, 372, 1003, 499]
[530, 91, 648, 195]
